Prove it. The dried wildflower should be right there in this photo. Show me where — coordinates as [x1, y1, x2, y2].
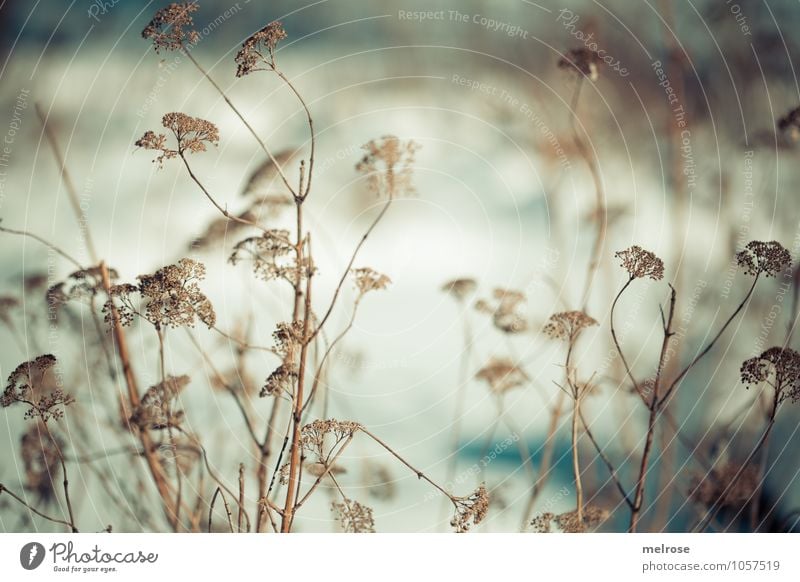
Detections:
[441, 278, 477, 302]
[543, 311, 598, 342]
[352, 267, 391, 296]
[278, 462, 290, 485]
[136, 112, 219, 166]
[615, 245, 665, 281]
[2, 355, 72, 422]
[475, 288, 528, 333]
[690, 462, 759, 508]
[332, 498, 375, 533]
[530, 512, 556, 533]
[300, 419, 361, 460]
[235, 21, 287, 76]
[20, 426, 63, 504]
[141, 2, 199, 52]
[554, 505, 608, 533]
[130, 375, 190, 430]
[260, 363, 297, 397]
[47, 266, 120, 317]
[741, 346, 800, 404]
[476, 358, 528, 394]
[272, 320, 305, 360]
[736, 240, 790, 278]
[106, 259, 215, 329]
[558, 48, 601, 80]
[229, 230, 306, 284]
[356, 136, 420, 198]
[451, 484, 489, 533]
[778, 106, 800, 141]
[191, 211, 257, 251]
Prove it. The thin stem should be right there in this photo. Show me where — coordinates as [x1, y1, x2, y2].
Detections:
[182, 49, 298, 198]
[0, 483, 77, 531]
[610, 277, 639, 393]
[43, 424, 78, 532]
[208, 487, 234, 533]
[0, 224, 83, 269]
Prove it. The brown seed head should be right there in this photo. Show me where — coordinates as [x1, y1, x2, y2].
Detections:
[142, 2, 200, 52]
[736, 240, 791, 278]
[615, 245, 665, 281]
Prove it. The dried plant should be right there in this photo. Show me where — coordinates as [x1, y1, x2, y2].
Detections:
[130, 375, 190, 430]
[441, 278, 477, 302]
[615, 245, 665, 281]
[332, 498, 375, 533]
[141, 1, 199, 52]
[136, 113, 219, 167]
[476, 288, 528, 334]
[450, 484, 489, 533]
[476, 357, 528, 394]
[235, 21, 287, 76]
[543, 310, 597, 342]
[356, 136, 420, 198]
[2, 355, 73, 422]
[735, 240, 791, 278]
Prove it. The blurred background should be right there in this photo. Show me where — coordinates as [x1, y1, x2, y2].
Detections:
[1, 0, 800, 532]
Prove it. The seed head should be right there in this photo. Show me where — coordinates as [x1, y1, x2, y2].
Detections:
[352, 267, 391, 296]
[451, 484, 489, 533]
[736, 240, 790, 278]
[543, 311, 598, 342]
[475, 288, 528, 334]
[130, 375, 190, 430]
[142, 2, 199, 52]
[615, 245, 665, 281]
[740, 346, 800, 404]
[356, 136, 420, 198]
[441, 278, 477, 302]
[235, 21, 287, 76]
[136, 112, 219, 166]
[475, 357, 528, 394]
[332, 498, 375, 533]
[2, 355, 73, 422]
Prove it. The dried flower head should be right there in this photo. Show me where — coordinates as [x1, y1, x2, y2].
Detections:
[136, 112, 219, 166]
[475, 288, 528, 333]
[235, 21, 287, 76]
[229, 230, 308, 284]
[142, 2, 199, 52]
[105, 259, 215, 329]
[272, 320, 305, 360]
[778, 105, 800, 141]
[356, 136, 420, 198]
[305, 462, 346, 479]
[260, 363, 297, 398]
[441, 278, 477, 302]
[476, 357, 528, 394]
[736, 240, 791, 278]
[451, 484, 489, 533]
[130, 375, 190, 430]
[740, 346, 800, 404]
[300, 418, 361, 461]
[615, 245, 665, 281]
[558, 48, 601, 80]
[530, 512, 556, 533]
[690, 462, 758, 508]
[332, 498, 375, 533]
[543, 311, 598, 342]
[554, 506, 608, 533]
[352, 267, 391, 296]
[47, 266, 120, 318]
[2, 355, 73, 422]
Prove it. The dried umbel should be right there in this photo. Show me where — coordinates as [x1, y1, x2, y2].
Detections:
[136, 112, 219, 166]
[356, 136, 420, 198]
[441, 278, 477, 302]
[690, 462, 759, 509]
[736, 240, 791, 278]
[272, 320, 306, 360]
[300, 419, 361, 460]
[615, 245, 665, 281]
[352, 267, 391, 296]
[740, 346, 800, 404]
[260, 363, 297, 398]
[332, 498, 375, 533]
[451, 484, 489, 533]
[47, 265, 119, 315]
[530, 506, 608, 533]
[558, 48, 601, 80]
[2, 355, 73, 422]
[105, 258, 216, 329]
[141, 2, 199, 52]
[475, 358, 528, 394]
[130, 375, 190, 430]
[475, 288, 528, 333]
[543, 311, 598, 342]
[235, 21, 287, 76]
[20, 425, 62, 503]
[229, 230, 305, 284]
